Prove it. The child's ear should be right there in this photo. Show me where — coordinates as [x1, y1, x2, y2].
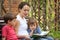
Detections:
[8, 20, 11, 23]
[7, 20, 9, 23]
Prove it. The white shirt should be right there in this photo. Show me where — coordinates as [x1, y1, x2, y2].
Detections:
[16, 15, 29, 36]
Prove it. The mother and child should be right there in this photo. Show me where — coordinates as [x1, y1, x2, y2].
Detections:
[2, 2, 54, 40]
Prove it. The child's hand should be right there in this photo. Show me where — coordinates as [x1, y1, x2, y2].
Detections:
[29, 30, 34, 36]
[30, 28, 35, 31]
[31, 30, 34, 33]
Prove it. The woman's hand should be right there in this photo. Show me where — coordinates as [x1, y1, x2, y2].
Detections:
[25, 35, 31, 40]
[17, 35, 29, 39]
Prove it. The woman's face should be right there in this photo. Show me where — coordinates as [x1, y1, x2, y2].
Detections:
[19, 5, 30, 17]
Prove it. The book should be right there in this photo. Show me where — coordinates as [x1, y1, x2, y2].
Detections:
[31, 31, 49, 38]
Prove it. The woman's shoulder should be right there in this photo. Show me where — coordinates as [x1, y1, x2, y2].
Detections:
[16, 14, 20, 18]
[16, 14, 21, 21]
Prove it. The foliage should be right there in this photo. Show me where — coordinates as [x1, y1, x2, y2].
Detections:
[49, 30, 60, 38]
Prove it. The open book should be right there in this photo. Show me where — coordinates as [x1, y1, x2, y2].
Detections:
[32, 31, 49, 38]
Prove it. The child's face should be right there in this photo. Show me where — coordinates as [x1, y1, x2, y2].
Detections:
[9, 19, 17, 27]
[29, 23, 36, 30]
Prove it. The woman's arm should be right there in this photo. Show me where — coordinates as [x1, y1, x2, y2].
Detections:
[17, 35, 29, 39]
[14, 20, 20, 34]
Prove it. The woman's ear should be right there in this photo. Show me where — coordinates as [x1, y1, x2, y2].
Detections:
[18, 9, 21, 12]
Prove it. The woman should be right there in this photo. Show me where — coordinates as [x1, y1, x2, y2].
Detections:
[16, 2, 30, 40]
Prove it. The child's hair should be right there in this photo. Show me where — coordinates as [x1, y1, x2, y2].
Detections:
[27, 17, 38, 28]
[18, 2, 30, 9]
[4, 13, 16, 23]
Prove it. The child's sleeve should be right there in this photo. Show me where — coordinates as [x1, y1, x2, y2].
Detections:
[2, 26, 7, 38]
[36, 26, 42, 34]
[27, 29, 30, 34]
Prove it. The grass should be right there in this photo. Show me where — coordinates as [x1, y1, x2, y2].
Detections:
[49, 30, 60, 39]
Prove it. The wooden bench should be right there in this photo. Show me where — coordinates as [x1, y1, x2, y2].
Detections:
[0, 17, 6, 40]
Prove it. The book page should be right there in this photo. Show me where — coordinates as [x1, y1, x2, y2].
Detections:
[33, 31, 49, 36]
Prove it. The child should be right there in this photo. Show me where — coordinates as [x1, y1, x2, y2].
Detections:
[2, 13, 18, 40]
[27, 17, 54, 40]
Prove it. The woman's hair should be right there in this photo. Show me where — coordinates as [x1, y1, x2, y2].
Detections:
[18, 2, 30, 9]
[4, 13, 16, 23]
[27, 17, 38, 28]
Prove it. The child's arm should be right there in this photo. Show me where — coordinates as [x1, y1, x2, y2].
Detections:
[29, 30, 34, 36]
[2, 26, 7, 40]
[27, 28, 35, 37]
[36, 26, 42, 34]
[2, 37, 6, 40]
